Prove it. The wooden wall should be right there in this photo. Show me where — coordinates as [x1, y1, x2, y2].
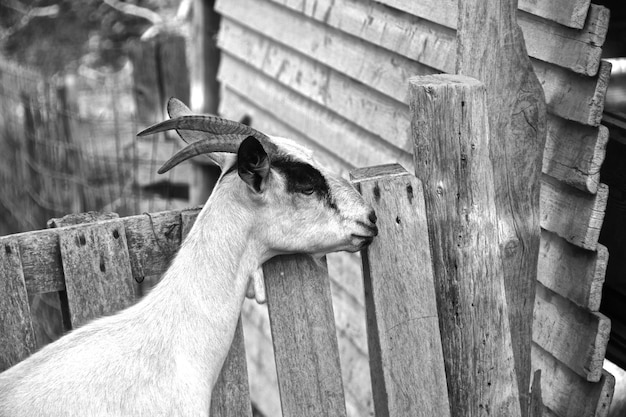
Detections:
[213, 0, 614, 415]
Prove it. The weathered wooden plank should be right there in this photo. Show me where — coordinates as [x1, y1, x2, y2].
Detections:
[538, 230, 607, 312]
[220, 63, 411, 166]
[58, 220, 136, 328]
[377, 0, 594, 31]
[351, 164, 450, 417]
[534, 284, 611, 382]
[216, 0, 437, 103]
[209, 319, 252, 417]
[410, 74, 521, 416]
[271, 0, 607, 76]
[532, 346, 614, 417]
[218, 17, 609, 190]
[264, 255, 347, 417]
[540, 175, 608, 251]
[534, 59, 611, 127]
[181, 211, 253, 417]
[456, 2, 546, 412]
[0, 239, 37, 372]
[240, 301, 283, 417]
[543, 118, 608, 194]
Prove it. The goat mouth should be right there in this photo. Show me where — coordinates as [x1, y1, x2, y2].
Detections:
[351, 234, 375, 249]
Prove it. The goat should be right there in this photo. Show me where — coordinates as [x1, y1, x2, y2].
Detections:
[0, 98, 378, 417]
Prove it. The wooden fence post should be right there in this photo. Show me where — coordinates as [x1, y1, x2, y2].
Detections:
[351, 164, 450, 417]
[410, 74, 521, 417]
[456, 2, 547, 413]
[264, 255, 347, 417]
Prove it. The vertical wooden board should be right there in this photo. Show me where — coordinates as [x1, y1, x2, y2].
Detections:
[0, 239, 36, 371]
[351, 164, 450, 417]
[264, 254, 347, 417]
[209, 318, 253, 417]
[410, 74, 521, 417]
[180, 211, 253, 417]
[58, 221, 136, 328]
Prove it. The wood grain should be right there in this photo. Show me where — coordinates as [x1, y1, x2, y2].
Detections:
[219, 87, 608, 309]
[456, 2, 546, 412]
[58, 220, 136, 328]
[218, 17, 607, 192]
[216, 0, 609, 126]
[352, 164, 450, 417]
[379, 0, 593, 29]
[543, 118, 608, 194]
[533, 284, 610, 382]
[272, 0, 607, 76]
[540, 176, 608, 251]
[0, 239, 36, 372]
[532, 346, 614, 417]
[538, 231, 607, 311]
[410, 74, 521, 417]
[264, 255, 347, 417]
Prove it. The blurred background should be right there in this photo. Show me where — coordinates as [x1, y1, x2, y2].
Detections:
[0, 0, 197, 237]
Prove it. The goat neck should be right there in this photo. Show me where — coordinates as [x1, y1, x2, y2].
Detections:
[142, 174, 263, 390]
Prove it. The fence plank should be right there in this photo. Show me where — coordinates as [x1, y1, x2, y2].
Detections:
[264, 255, 347, 417]
[218, 19, 607, 193]
[181, 210, 253, 417]
[532, 346, 614, 417]
[538, 231, 607, 311]
[411, 74, 521, 416]
[533, 284, 610, 382]
[351, 164, 450, 417]
[58, 220, 136, 327]
[0, 239, 36, 372]
[271, 0, 607, 76]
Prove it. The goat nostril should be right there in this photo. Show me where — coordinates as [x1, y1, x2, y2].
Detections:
[368, 210, 377, 224]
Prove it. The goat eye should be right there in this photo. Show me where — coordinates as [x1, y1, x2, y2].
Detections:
[299, 186, 316, 195]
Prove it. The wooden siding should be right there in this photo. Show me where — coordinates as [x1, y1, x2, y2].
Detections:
[214, 0, 614, 415]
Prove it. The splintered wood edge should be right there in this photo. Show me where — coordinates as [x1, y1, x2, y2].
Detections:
[350, 164, 409, 184]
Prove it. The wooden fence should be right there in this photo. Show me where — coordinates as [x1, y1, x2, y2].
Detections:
[211, 0, 614, 416]
[0, 163, 457, 416]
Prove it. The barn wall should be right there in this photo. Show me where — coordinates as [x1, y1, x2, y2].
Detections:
[214, 1, 614, 415]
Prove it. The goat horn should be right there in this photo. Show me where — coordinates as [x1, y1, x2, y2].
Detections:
[138, 115, 270, 143]
[158, 134, 275, 174]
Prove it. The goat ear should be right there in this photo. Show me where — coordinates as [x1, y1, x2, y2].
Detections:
[238, 136, 270, 193]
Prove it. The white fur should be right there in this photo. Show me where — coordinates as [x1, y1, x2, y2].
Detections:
[0, 138, 376, 417]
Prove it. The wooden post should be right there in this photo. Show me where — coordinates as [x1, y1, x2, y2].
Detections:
[264, 255, 347, 417]
[189, 0, 221, 206]
[351, 164, 450, 417]
[410, 74, 521, 417]
[456, 1, 547, 413]
[0, 239, 36, 371]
